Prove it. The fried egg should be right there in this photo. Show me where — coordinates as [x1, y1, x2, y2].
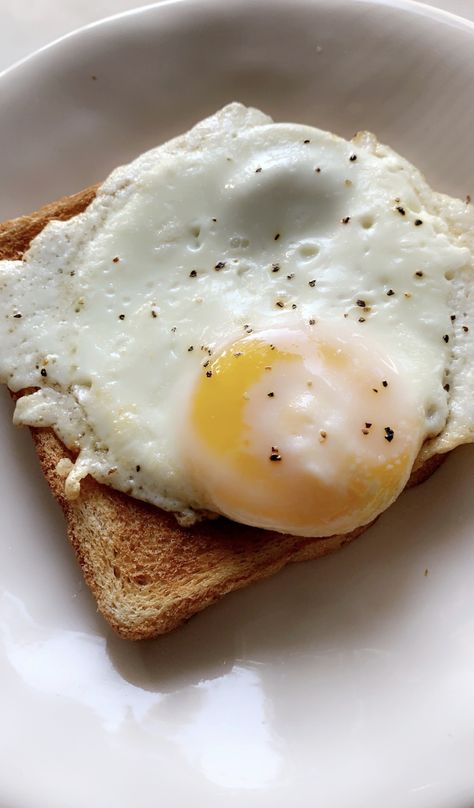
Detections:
[1, 102, 474, 537]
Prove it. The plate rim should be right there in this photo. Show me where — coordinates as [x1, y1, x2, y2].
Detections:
[1, 0, 474, 85]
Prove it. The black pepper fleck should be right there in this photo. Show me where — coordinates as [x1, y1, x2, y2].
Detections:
[136, 465, 141, 472]
[358, 317, 366, 323]
[151, 310, 157, 318]
[119, 314, 125, 320]
[189, 270, 197, 278]
[112, 256, 120, 263]
[303, 139, 310, 144]
[274, 233, 280, 241]
[384, 426, 394, 442]
[315, 167, 321, 173]
[349, 154, 357, 162]
[309, 279, 316, 288]
[13, 313, 22, 319]
[255, 167, 262, 173]
[365, 422, 372, 428]
[188, 346, 194, 352]
[356, 299, 366, 307]
[415, 271, 424, 277]
[450, 314, 456, 321]
[287, 273, 295, 280]
[267, 392, 275, 397]
[382, 380, 388, 387]
[463, 325, 470, 332]
[40, 368, 47, 377]
[269, 453, 282, 462]
[387, 289, 395, 296]
[215, 261, 226, 270]
[396, 206, 406, 215]
[341, 216, 351, 224]
[275, 300, 285, 308]
[444, 383, 450, 392]
[414, 219, 423, 226]
[443, 334, 449, 343]
[309, 318, 316, 325]
[206, 370, 212, 378]
[272, 264, 280, 272]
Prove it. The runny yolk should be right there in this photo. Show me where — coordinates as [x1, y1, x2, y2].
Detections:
[184, 326, 425, 537]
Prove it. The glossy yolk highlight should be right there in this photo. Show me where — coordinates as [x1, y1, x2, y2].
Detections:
[184, 327, 425, 537]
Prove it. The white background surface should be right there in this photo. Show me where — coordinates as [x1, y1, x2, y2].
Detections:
[2, 2, 474, 808]
[0, 0, 474, 73]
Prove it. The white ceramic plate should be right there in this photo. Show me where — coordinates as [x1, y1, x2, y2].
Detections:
[2, 1, 474, 806]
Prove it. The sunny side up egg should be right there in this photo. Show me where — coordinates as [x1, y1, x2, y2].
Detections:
[1, 103, 473, 538]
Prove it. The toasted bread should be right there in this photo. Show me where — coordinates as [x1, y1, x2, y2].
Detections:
[0, 188, 446, 639]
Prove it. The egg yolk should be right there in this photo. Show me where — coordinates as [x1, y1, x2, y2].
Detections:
[183, 324, 425, 537]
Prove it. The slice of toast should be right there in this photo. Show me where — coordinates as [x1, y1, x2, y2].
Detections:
[0, 189, 445, 640]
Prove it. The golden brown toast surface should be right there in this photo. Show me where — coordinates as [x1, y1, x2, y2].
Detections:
[0, 189, 444, 639]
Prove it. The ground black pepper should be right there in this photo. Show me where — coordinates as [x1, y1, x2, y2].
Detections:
[384, 427, 394, 442]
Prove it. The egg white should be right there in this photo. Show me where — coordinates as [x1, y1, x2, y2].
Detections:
[0, 103, 473, 528]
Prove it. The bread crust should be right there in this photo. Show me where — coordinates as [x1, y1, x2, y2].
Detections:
[0, 188, 446, 639]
